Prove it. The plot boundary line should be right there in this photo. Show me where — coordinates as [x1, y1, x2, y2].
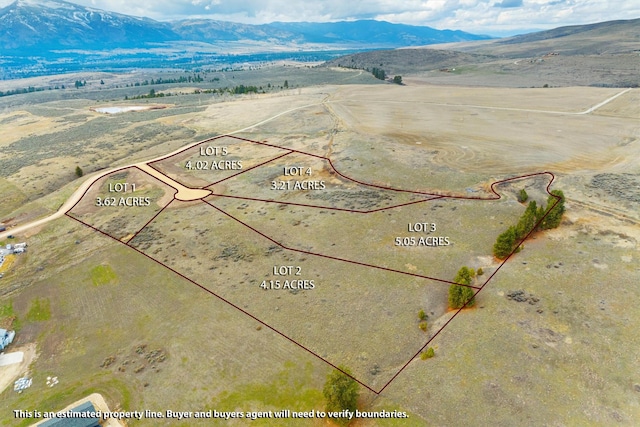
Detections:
[63, 132, 560, 394]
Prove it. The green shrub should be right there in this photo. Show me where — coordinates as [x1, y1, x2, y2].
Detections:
[518, 188, 528, 203]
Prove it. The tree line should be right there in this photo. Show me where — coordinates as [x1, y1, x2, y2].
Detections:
[493, 189, 565, 259]
[448, 188, 565, 310]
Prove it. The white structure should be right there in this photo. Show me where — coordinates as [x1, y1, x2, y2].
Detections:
[0, 329, 15, 350]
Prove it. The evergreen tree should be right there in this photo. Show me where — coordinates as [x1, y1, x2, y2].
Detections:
[493, 226, 517, 259]
[454, 266, 473, 285]
[538, 190, 565, 230]
[371, 67, 386, 80]
[448, 266, 476, 309]
[393, 75, 403, 84]
[75, 166, 84, 177]
[518, 188, 528, 203]
[515, 200, 537, 239]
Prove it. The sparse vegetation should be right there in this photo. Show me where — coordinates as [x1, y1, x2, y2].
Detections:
[419, 320, 428, 331]
[0, 300, 14, 318]
[420, 347, 435, 360]
[418, 309, 427, 321]
[323, 366, 359, 424]
[26, 298, 51, 321]
[0, 53, 633, 427]
[90, 264, 118, 286]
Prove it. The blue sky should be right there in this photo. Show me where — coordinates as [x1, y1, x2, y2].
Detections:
[3, 0, 638, 36]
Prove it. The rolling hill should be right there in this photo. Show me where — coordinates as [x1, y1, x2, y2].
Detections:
[428, 18, 640, 57]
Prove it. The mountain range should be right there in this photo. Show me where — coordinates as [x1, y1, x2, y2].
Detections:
[0, 0, 491, 53]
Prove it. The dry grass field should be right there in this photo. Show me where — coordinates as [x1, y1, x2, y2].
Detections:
[0, 74, 638, 425]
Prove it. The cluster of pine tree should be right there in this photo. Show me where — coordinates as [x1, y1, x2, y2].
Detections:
[371, 67, 386, 80]
[0, 86, 47, 97]
[493, 189, 565, 259]
[448, 266, 477, 309]
[127, 88, 166, 100]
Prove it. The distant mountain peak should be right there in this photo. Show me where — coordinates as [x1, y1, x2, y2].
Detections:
[0, 0, 490, 53]
[11, 0, 81, 10]
[0, 0, 177, 51]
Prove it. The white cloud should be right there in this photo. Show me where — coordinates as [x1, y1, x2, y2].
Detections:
[0, 0, 638, 35]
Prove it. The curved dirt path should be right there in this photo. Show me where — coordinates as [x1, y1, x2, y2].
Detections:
[0, 100, 325, 239]
[0, 87, 630, 239]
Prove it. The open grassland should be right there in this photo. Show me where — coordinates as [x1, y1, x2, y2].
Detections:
[383, 213, 640, 425]
[0, 80, 638, 425]
[0, 219, 339, 426]
[0, 66, 375, 221]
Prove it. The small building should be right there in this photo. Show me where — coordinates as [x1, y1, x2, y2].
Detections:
[39, 402, 100, 427]
[0, 328, 15, 351]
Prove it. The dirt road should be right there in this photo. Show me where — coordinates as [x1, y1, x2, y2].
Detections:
[0, 100, 326, 240]
[0, 343, 37, 395]
[0, 87, 632, 240]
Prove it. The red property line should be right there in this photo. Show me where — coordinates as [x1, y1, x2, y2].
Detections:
[143, 133, 555, 203]
[66, 169, 559, 394]
[225, 135, 443, 197]
[125, 165, 183, 243]
[66, 164, 142, 213]
[228, 135, 328, 161]
[202, 199, 478, 289]
[377, 174, 561, 394]
[207, 192, 443, 214]
[480, 172, 561, 289]
[146, 135, 226, 165]
[207, 135, 556, 202]
[61, 130, 561, 394]
[127, 199, 175, 244]
[63, 212, 379, 395]
[205, 151, 294, 188]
